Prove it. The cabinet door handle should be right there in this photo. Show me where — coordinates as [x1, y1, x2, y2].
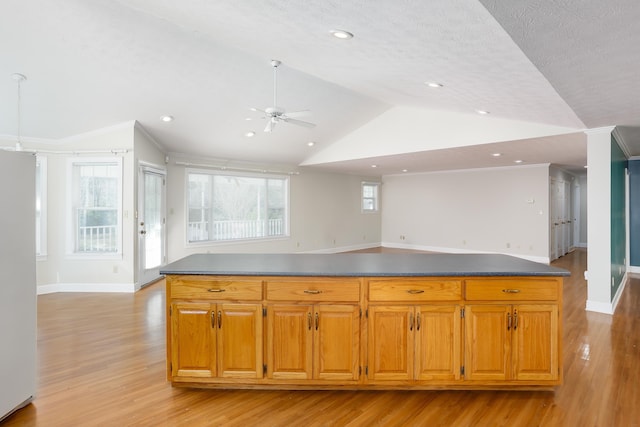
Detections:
[409, 313, 414, 331]
[218, 311, 222, 329]
[513, 310, 518, 330]
[502, 289, 521, 294]
[407, 289, 424, 294]
[416, 313, 421, 331]
[211, 311, 216, 329]
[507, 312, 512, 330]
[304, 290, 322, 294]
[315, 312, 319, 331]
[307, 312, 312, 330]
[207, 288, 225, 293]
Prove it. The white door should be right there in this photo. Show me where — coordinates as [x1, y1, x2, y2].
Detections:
[138, 165, 166, 287]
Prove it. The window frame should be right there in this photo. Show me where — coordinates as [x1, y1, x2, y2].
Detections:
[185, 168, 290, 245]
[36, 155, 47, 259]
[66, 157, 123, 259]
[361, 181, 380, 213]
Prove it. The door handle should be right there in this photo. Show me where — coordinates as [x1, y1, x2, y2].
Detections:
[409, 313, 414, 331]
[507, 313, 512, 330]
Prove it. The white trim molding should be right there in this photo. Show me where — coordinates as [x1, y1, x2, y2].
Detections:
[37, 282, 136, 295]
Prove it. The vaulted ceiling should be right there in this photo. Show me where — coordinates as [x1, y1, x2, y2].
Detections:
[1, 0, 639, 175]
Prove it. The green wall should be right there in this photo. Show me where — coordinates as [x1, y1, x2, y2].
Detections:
[611, 135, 627, 300]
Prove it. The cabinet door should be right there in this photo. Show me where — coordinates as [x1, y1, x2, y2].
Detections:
[464, 305, 511, 381]
[218, 303, 263, 379]
[266, 305, 313, 380]
[512, 304, 559, 381]
[415, 305, 461, 381]
[367, 306, 414, 381]
[314, 305, 360, 380]
[171, 302, 216, 378]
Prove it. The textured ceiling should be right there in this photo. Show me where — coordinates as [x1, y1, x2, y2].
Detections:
[1, 0, 638, 175]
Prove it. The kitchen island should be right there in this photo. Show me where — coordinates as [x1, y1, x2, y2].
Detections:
[161, 253, 569, 390]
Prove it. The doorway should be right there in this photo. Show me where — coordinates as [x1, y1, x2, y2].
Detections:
[138, 164, 166, 288]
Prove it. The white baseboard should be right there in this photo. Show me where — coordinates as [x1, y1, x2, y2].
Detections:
[585, 299, 614, 315]
[37, 282, 136, 295]
[302, 242, 381, 254]
[380, 242, 550, 264]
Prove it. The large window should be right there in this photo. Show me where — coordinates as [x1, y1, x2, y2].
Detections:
[187, 170, 289, 243]
[68, 158, 122, 255]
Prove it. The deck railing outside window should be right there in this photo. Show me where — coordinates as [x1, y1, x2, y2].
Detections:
[188, 219, 284, 242]
[77, 225, 118, 252]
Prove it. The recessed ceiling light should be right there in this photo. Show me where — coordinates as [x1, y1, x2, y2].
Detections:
[161, 115, 173, 122]
[307, 141, 315, 147]
[245, 117, 252, 121]
[491, 153, 502, 157]
[245, 131, 256, 137]
[330, 29, 354, 40]
[371, 164, 378, 168]
[402, 169, 408, 173]
[425, 82, 443, 88]
[476, 110, 490, 115]
[514, 160, 524, 164]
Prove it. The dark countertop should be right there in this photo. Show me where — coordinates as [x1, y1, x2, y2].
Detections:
[160, 253, 570, 277]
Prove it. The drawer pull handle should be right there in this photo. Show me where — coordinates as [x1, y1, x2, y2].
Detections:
[207, 288, 226, 293]
[304, 290, 322, 294]
[409, 313, 414, 331]
[507, 313, 512, 330]
[502, 289, 521, 294]
[307, 312, 312, 330]
[407, 289, 425, 294]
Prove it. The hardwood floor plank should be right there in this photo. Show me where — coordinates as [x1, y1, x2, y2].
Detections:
[3, 248, 640, 426]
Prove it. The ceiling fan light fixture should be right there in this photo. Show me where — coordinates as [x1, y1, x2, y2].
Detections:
[330, 29, 354, 40]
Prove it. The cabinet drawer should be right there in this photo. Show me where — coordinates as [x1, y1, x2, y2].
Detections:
[266, 278, 360, 302]
[169, 276, 263, 301]
[465, 278, 560, 301]
[368, 278, 462, 302]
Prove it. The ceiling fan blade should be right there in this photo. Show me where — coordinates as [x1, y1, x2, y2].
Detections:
[264, 118, 276, 132]
[250, 107, 267, 113]
[281, 117, 316, 129]
[282, 110, 311, 118]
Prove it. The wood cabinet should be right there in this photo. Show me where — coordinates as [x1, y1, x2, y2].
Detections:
[464, 278, 561, 384]
[265, 278, 360, 382]
[167, 276, 263, 383]
[367, 278, 462, 383]
[166, 273, 563, 390]
[266, 304, 360, 381]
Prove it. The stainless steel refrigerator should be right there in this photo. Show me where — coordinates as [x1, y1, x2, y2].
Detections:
[0, 150, 36, 421]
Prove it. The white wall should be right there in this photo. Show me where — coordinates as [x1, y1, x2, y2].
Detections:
[381, 164, 550, 262]
[165, 158, 382, 262]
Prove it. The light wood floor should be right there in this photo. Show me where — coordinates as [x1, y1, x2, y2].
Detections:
[4, 249, 640, 426]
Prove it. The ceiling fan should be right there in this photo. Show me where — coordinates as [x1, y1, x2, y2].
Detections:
[251, 60, 316, 133]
